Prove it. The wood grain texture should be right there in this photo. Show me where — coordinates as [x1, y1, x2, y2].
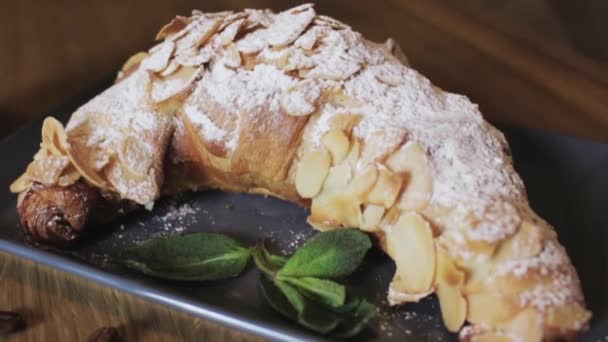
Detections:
[0, 1, 607, 341]
[0, 252, 261, 341]
[0, 0, 606, 140]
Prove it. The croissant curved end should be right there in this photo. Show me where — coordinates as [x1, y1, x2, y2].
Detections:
[17, 182, 99, 246]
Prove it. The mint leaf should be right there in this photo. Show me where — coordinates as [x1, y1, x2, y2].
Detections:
[331, 299, 376, 338]
[256, 234, 376, 337]
[265, 252, 287, 270]
[278, 229, 371, 279]
[121, 233, 251, 281]
[280, 276, 346, 308]
[259, 275, 297, 320]
[252, 243, 287, 277]
[275, 281, 340, 334]
[274, 280, 306, 313]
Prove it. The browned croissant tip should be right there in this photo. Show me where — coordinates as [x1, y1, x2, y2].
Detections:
[45, 217, 79, 247]
[17, 181, 98, 247]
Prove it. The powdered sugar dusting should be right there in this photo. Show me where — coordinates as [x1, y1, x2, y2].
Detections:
[266, 6, 315, 47]
[495, 238, 584, 312]
[182, 62, 296, 152]
[157, 201, 199, 233]
[141, 41, 175, 72]
[519, 273, 576, 311]
[341, 65, 527, 220]
[41, 6, 586, 335]
[279, 79, 322, 116]
[183, 102, 229, 144]
[496, 240, 570, 278]
[65, 69, 170, 205]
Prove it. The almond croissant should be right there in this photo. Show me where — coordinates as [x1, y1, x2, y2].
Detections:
[10, 4, 591, 340]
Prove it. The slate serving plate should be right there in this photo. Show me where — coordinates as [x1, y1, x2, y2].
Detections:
[0, 81, 606, 341]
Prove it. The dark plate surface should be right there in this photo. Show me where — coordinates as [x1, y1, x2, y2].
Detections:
[0, 81, 607, 341]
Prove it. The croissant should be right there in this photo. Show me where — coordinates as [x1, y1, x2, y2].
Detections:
[10, 4, 590, 340]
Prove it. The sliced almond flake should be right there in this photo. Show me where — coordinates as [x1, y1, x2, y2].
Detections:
[257, 46, 293, 69]
[149, 42, 164, 54]
[175, 46, 213, 67]
[337, 30, 366, 55]
[167, 26, 193, 44]
[283, 48, 315, 71]
[243, 19, 260, 32]
[236, 29, 267, 54]
[219, 18, 245, 46]
[160, 59, 180, 77]
[57, 166, 81, 187]
[198, 45, 215, 63]
[119, 136, 155, 175]
[300, 55, 361, 81]
[120, 51, 149, 73]
[393, 43, 410, 66]
[222, 43, 242, 68]
[30, 154, 71, 186]
[383, 38, 409, 65]
[266, 7, 315, 47]
[245, 8, 274, 28]
[205, 10, 234, 19]
[288, 3, 314, 13]
[176, 17, 221, 53]
[192, 9, 204, 16]
[372, 63, 404, 86]
[151, 66, 202, 103]
[313, 15, 350, 30]
[141, 41, 175, 72]
[280, 79, 322, 116]
[294, 25, 329, 50]
[354, 41, 386, 65]
[385, 37, 396, 52]
[218, 12, 247, 31]
[155, 16, 191, 40]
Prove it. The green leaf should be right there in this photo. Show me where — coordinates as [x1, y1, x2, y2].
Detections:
[274, 281, 340, 334]
[259, 275, 297, 320]
[265, 251, 288, 270]
[331, 299, 377, 338]
[298, 300, 341, 334]
[274, 280, 307, 313]
[278, 229, 371, 279]
[280, 276, 346, 308]
[121, 233, 251, 281]
[252, 243, 288, 277]
[332, 291, 361, 314]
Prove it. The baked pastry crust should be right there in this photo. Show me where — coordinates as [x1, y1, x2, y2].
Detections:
[10, 4, 590, 340]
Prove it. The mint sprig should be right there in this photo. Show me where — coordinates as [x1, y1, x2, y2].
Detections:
[121, 233, 251, 281]
[281, 277, 346, 308]
[255, 229, 376, 337]
[278, 229, 372, 279]
[120, 229, 376, 337]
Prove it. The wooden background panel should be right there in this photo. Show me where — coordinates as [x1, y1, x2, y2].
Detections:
[0, 252, 261, 341]
[0, 0, 607, 139]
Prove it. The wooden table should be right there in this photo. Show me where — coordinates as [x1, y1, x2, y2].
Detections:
[0, 252, 260, 341]
[1, 1, 606, 341]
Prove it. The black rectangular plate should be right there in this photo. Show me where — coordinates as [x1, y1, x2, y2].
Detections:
[1, 81, 607, 341]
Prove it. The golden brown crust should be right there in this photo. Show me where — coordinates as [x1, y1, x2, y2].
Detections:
[18, 181, 135, 246]
[18, 182, 101, 246]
